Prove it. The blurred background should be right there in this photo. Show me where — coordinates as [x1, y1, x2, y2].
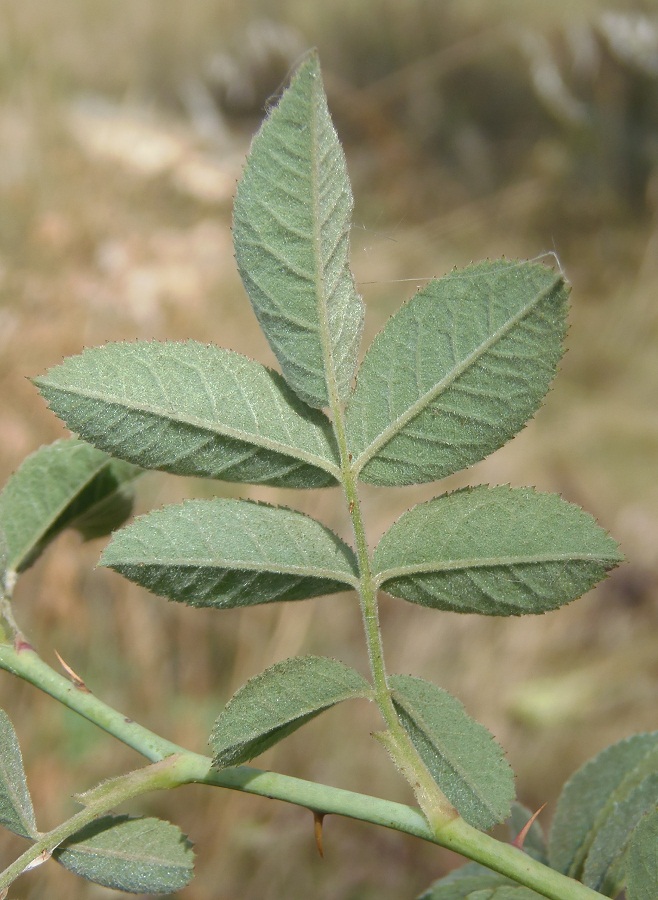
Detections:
[1, 1, 657, 897]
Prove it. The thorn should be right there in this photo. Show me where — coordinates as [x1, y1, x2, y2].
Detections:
[313, 811, 326, 858]
[54, 650, 91, 693]
[512, 803, 547, 850]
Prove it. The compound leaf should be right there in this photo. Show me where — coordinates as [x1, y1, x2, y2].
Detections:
[211, 655, 372, 766]
[0, 438, 139, 585]
[35, 342, 340, 488]
[626, 807, 658, 900]
[549, 732, 658, 879]
[0, 709, 37, 839]
[374, 486, 622, 616]
[346, 260, 568, 485]
[54, 815, 194, 893]
[389, 675, 515, 830]
[101, 498, 358, 608]
[233, 51, 364, 408]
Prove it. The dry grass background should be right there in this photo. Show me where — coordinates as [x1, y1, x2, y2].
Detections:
[1, 2, 658, 898]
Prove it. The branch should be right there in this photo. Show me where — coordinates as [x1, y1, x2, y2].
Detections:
[0, 642, 604, 899]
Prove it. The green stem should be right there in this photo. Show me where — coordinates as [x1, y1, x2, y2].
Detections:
[0, 642, 181, 761]
[0, 643, 603, 900]
[329, 406, 456, 827]
[333, 415, 388, 698]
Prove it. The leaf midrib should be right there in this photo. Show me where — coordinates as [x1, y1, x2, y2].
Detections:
[63, 844, 173, 865]
[39, 383, 340, 479]
[109, 557, 359, 586]
[376, 551, 615, 584]
[311, 77, 343, 410]
[353, 274, 562, 473]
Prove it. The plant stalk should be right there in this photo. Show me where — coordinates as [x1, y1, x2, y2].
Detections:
[0, 644, 601, 900]
[0, 642, 605, 899]
[329, 402, 457, 827]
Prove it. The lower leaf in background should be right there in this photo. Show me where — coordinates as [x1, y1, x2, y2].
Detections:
[0, 439, 140, 587]
[548, 732, 658, 886]
[53, 815, 194, 894]
[416, 868, 544, 899]
[0, 709, 37, 840]
[582, 774, 658, 896]
[625, 807, 658, 900]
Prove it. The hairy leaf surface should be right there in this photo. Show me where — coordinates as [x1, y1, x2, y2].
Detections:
[233, 52, 364, 408]
[35, 342, 339, 487]
[582, 775, 658, 896]
[625, 807, 658, 900]
[374, 486, 622, 616]
[101, 498, 358, 608]
[54, 815, 194, 893]
[389, 675, 514, 830]
[0, 439, 139, 584]
[346, 260, 568, 485]
[211, 656, 372, 766]
[0, 709, 37, 839]
[549, 732, 658, 879]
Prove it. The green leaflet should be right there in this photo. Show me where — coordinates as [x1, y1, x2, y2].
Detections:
[416, 875, 516, 899]
[101, 498, 358, 609]
[233, 51, 364, 409]
[211, 656, 372, 767]
[465, 890, 546, 899]
[346, 260, 568, 485]
[417, 877, 542, 900]
[0, 709, 37, 839]
[582, 775, 658, 896]
[416, 862, 524, 899]
[54, 815, 194, 893]
[389, 675, 515, 830]
[34, 342, 340, 487]
[374, 486, 622, 616]
[0, 438, 139, 586]
[625, 807, 658, 900]
[548, 732, 658, 880]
